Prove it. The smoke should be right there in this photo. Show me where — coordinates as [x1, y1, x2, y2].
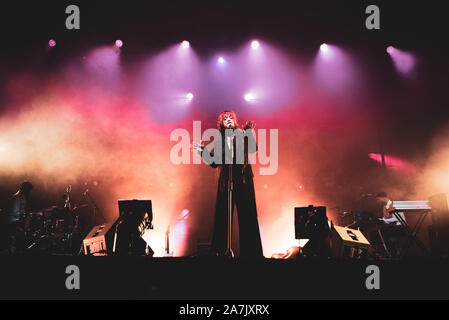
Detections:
[1, 41, 423, 257]
[416, 125, 449, 199]
[0, 67, 197, 256]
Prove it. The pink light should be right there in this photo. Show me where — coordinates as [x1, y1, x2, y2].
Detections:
[251, 40, 260, 49]
[181, 40, 190, 49]
[368, 153, 415, 172]
[48, 39, 56, 47]
[115, 40, 123, 48]
[186, 92, 194, 101]
[218, 57, 225, 64]
[386, 46, 416, 75]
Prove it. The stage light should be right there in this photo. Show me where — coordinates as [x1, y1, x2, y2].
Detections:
[320, 43, 328, 53]
[218, 57, 225, 64]
[251, 40, 260, 49]
[181, 40, 190, 49]
[386, 46, 416, 75]
[115, 39, 123, 48]
[244, 92, 256, 102]
[186, 92, 194, 101]
[48, 39, 56, 47]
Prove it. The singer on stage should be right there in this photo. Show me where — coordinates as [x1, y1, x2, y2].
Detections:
[195, 110, 263, 258]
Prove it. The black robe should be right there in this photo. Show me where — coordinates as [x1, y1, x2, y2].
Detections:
[201, 128, 263, 258]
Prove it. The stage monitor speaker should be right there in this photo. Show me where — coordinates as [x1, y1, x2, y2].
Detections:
[115, 199, 153, 255]
[329, 225, 370, 259]
[83, 221, 116, 256]
[82, 200, 154, 256]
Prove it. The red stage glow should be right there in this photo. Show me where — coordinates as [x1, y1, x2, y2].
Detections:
[368, 153, 415, 172]
[0, 39, 415, 257]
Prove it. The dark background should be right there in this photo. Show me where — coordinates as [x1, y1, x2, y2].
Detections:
[0, 0, 448, 256]
[1, 0, 448, 152]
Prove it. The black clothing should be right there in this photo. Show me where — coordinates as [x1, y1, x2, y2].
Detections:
[201, 128, 263, 258]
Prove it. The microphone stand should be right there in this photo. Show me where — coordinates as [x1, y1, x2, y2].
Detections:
[83, 190, 103, 225]
[224, 137, 235, 258]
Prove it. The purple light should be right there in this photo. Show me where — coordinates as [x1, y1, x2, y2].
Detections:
[48, 39, 56, 47]
[251, 40, 260, 49]
[386, 46, 416, 75]
[218, 57, 225, 64]
[314, 44, 359, 93]
[115, 40, 123, 48]
[320, 43, 328, 53]
[186, 92, 194, 101]
[181, 40, 190, 49]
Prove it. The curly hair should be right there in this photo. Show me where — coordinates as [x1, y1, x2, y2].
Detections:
[217, 110, 239, 130]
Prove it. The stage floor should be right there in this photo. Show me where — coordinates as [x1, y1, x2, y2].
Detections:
[0, 256, 448, 299]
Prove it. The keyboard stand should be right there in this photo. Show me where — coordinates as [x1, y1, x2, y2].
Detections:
[391, 210, 430, 257]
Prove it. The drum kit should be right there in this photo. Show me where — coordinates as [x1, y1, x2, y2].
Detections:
[19, 186, 84, 254]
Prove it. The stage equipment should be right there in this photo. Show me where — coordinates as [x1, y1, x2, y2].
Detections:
[82, 222, 116, 256]
[295, 205, 330, 256]
[115, 200, 154, 256]
[428, 193, 449, 224]
[81, 200, 154, 256]
[344, 211, 383, 230]
[224, 162, 234, 258]
[428, 223, 449, 257]
[163, 225, 173, 257]
[328, 225, 370, 259]
[390, 201, 432, 257]
[83, 188, 105, 225]
[295, 206, 329, 239]
[427, 194, 449, 257]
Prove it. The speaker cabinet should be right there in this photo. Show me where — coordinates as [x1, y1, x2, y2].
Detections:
[329, 225, 370, 259]
[83, 221, 116, 256]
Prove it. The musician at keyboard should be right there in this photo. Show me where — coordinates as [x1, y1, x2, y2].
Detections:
[375, 192, 406, 226]
[370, 191, 407, 257]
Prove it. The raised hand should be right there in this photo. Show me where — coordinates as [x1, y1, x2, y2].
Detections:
[192, 142, 205, 152]
[244, 120, 256, 130]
